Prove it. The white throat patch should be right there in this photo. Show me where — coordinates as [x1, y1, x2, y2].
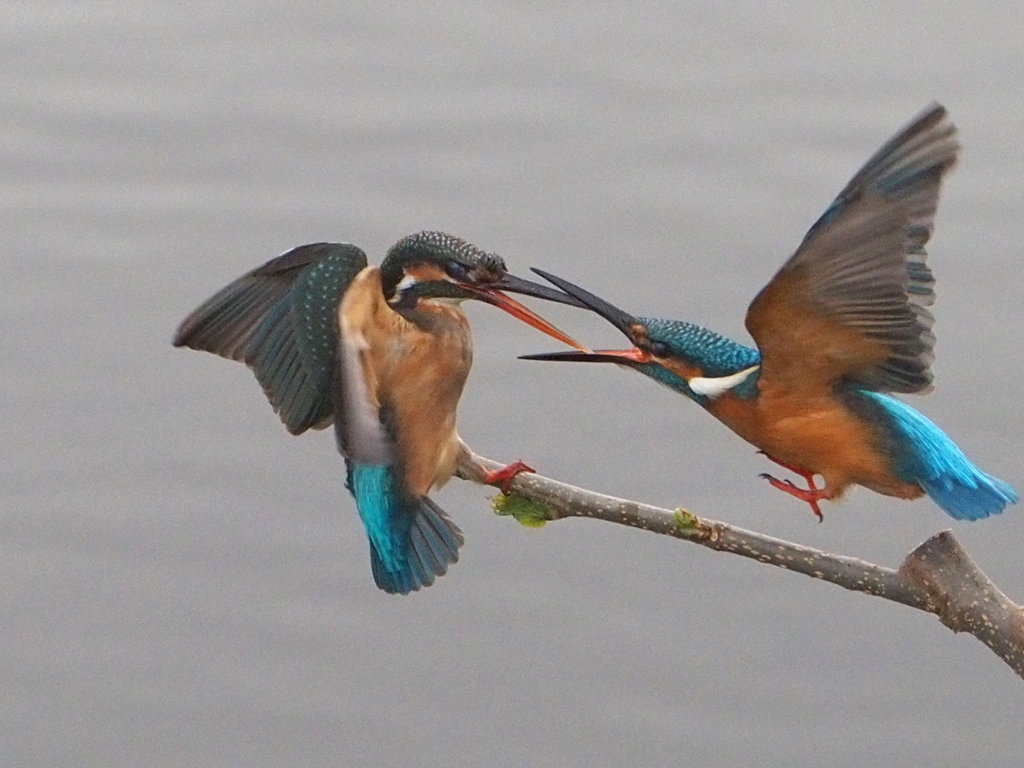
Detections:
[687, 365, 759, 399]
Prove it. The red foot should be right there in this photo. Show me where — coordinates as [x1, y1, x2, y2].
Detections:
[759, 473, 829, 522]
[758, 451, 820, 490]
[484, 460, 535, 495]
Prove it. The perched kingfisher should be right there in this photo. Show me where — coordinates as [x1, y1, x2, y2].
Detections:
[174, 231, 584, 593]
[523, 105, 1018, 521]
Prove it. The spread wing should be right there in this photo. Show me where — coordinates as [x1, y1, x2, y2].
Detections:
[174, 242, 368, 434]
[745, 104, 958, 394]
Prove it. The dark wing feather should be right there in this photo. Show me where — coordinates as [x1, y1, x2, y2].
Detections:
[174, 242, 368, 434]
[746, 105, 958, 394]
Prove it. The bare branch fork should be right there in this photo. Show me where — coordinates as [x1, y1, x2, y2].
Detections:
[459, 453, 1024, 680]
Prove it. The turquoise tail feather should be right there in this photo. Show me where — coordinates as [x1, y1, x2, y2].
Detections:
[859, 392, 1018, 520]
[920, 472, 1018, 522]
[346, 463, 463, 594]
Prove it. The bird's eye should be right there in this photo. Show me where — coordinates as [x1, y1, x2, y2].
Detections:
[445, 261, 469, 281]
[648, 340, 670, 358]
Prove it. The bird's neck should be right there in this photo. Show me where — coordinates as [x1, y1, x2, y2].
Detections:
[394, 298, 469, 333]
[639, 317, 761, 405]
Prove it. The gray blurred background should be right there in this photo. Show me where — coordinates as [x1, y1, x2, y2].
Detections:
[4, 2, 1023, 766]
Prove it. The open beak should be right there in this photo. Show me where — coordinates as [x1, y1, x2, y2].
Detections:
[517, 269, 649, 365]
[463, 275, 588, 352]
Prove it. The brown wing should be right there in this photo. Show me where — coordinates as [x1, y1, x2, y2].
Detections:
[746, 105, 958, 394]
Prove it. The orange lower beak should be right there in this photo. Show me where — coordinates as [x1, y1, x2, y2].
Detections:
[470, 287, 588, 352]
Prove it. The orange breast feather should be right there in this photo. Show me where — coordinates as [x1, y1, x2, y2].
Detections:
[340, 267, 473, 496]
[707, 386, 922, 500]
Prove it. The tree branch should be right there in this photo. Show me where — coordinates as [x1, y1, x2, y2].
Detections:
[461, 453, 1024, 680]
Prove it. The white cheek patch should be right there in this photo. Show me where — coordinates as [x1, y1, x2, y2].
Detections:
[392, 270, 465, 306]
[395, 273, 419, 293]
[687, 365, 760, 399]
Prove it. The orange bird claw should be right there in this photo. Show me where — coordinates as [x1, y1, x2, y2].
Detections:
[759, 472, 827, 522]
[485, 460, 536, 495]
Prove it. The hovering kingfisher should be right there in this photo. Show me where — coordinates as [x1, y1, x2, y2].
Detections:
[524, 105, 1018, 521]
[174, 231, 584, 593]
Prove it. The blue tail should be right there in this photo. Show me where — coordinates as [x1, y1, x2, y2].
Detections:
[346, 463, 464, 594]
[859, 392, 1018, 520]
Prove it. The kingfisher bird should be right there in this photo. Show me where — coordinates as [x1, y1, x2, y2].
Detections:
[174, 231, 584, 593]
[523, 105, 1018, 521]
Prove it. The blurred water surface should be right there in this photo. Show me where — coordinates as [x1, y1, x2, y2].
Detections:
[4, 2, 1024, 765]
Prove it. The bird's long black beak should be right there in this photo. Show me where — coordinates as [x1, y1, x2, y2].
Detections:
[518, 269, 651, 365]
[519, 348, 651, 364]
[488, 273, 588, 308]
[528, 269, 640, 336]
